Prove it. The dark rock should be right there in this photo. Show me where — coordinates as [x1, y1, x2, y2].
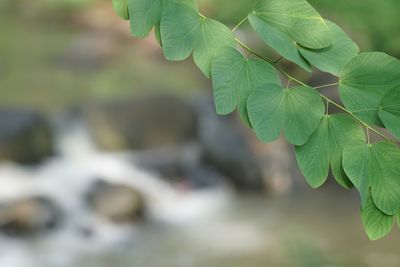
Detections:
[84, 94, 198, 151]
[86, 180, 145, 223]
[0, 196, 61, 236]
[135, 145, 225, 189]
[0, 110, 53, 164]
[193, 96, 265, 192]
[256, 137, 296, 195]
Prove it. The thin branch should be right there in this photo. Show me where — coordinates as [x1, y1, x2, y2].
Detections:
[234, 37, 394, 143]
[321, 96, 391, 142]
[286, 78, 292, 89]
[326, 99, 329, 115]
[273, 56, 283, 64]
[232, 17, 248, 33]
[314, 83, 339, 90]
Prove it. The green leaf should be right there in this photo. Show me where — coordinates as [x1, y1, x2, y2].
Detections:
[361, 192, 394, 240]
[379, 87, 400, 140]
[211, 47, 280, 125]
[161, 4, 236, 77]
[154, 23, 162, 45]
[331, 150, 354, 189]
[295, 114, 364, 188]
[342, 141, 370, 207]
[128, 0, 197, 38]
[397, 212, 400, 229]
[248, 14, 312, 72]
[343, 141, 400, 215]
[339, 52, 400, 126]
[247, 85, 325, 145]
[250, 0, 333, 49]
[113, 0, 129, 20]
[298, 20, 359, 76]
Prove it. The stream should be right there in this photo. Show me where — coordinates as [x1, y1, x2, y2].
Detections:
[0, 118, 399, 267]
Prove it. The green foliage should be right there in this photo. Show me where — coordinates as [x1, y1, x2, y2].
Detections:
[114, 0, 400, 240]
[379, 87, 400, 139]
[361, 191, 395, 240]
[251, 0, 333, 49]
[247, 85, 325, 146]
[295, 114, 364, 189]
[339, 52, 400, 126]
[297, 20, 359, 76]
[343, 142, 400, 215]
[112, 0, 129, 20]
[397, 213, 400, 229]
[248, 13, 312, 72]
[161, 3, 235, 77]
[127, 0, 197, 38]
[211, 47, 280, 124]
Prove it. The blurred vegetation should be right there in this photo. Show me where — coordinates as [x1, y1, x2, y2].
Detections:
[0, 0, 399, 110]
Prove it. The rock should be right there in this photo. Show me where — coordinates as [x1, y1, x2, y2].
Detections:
[135, 145, 226, 189]
[194, 96, 265, 192]
[255, 137, 296, 195]
[84, 94, 198, 151]
[0, 196, 61, 236]
[0, 109, 53, 164]
[86, 180, 145, 223]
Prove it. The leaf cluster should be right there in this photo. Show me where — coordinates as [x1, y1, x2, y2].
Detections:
[113, 0, 400, 240]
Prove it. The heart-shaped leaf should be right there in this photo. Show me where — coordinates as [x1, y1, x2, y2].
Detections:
[339, 52, 400, 126]
[113, 0, 129, 20]
[247, 85, 325, 145]
[161, 4, 236, 77]
[362, 191, 394, 240]
[128, 0, 197, 37]
[250, 0, 333, 49]
[343, 141, 400, 215]
[379, 87, 400, 140]
[211, 47, 280, 125]
[295, 114, 365, 188]
[298, 20, 359, 76]
[248, 14, 312, 72]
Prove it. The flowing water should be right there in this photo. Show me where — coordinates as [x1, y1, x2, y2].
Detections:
[0, 119, 399, 267]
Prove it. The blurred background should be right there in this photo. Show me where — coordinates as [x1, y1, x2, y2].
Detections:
[0, 0, 399, 266]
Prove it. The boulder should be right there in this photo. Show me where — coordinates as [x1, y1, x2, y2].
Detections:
[86, 180, 145, 223]
[0, 109, 53, 164]
[194, 96, 265, 192]
[135, 145, 226, 189]
[0, 196, 61, 236]
[84, 94, 198, 151]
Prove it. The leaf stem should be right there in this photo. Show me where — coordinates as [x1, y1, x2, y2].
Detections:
[314, 83, 339, 90]
[273, 56, 283, 64]
[321, 96, 391, 142]
[234, 37, 393, 143]
[286, 78, 292, 89]
[232, 17, 248, 32]
[326, 99, 329, 115]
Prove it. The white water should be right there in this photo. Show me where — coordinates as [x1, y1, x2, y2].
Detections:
[0, 119, 242, 267]
[1, 119, 399, 267]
